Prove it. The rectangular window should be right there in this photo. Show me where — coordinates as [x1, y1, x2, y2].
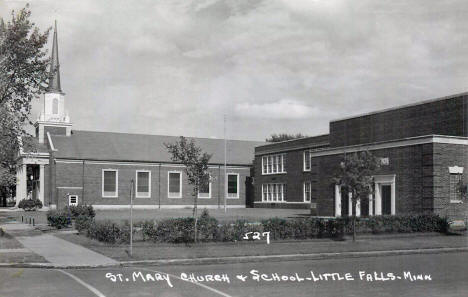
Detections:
[227, 174, 239, 199]
[304, 181, 311, 202]
[198, 175, 211, 199]
[168, 171, 182, 198]
[450, 173, 462, 203]
[304, 150, 311, 171]
[102, 169, 118, 197]
[261, 183, 286, 202]
[136, 170, 151, 198]
[261, 154, 287, 174]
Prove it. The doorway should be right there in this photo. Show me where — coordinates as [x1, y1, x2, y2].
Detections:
[381, 185, 392, 215]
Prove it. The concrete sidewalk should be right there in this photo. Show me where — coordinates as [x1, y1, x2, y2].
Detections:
[15, 234, 119, 267]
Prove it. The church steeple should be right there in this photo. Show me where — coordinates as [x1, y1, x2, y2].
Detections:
[46, 20, 62, 93]
[35, 20, 72, 144]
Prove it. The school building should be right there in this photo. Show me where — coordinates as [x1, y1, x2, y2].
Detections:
[254, 93, 468, 219]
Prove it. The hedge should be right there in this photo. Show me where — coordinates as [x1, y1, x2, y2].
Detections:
[48, 205, 96, 230]
[46, 210, 72, 229]
[75, 212, 448, 244]
[18, 198, 43, 211]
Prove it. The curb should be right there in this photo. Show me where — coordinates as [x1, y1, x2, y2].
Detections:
[1, 246, 468, 269]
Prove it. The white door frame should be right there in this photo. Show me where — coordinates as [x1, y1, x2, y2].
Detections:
[373, 175, 396, 215]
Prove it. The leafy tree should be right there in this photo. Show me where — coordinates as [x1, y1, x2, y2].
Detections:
[334, 151, 380, 241]
[0, 5, 50, 205]
[266, 133, 308, 142]
[165, 136, 212, 242]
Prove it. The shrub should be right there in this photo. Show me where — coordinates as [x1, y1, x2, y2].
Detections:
[75, 215, 94, 232]
[18, 198, 43, 211]
[47, 210, 71, 229]
[197, 209, 219, 242]
[86, 220, 121, 244]
[64, 204, 95, 219]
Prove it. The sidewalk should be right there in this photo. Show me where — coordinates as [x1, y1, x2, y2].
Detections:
[16, 234, 119, 267]
[1, 222, 118, 267]
[2, 219, 468, 268]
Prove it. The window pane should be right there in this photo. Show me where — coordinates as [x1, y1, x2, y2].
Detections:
[450, 174, 462, 201]
[104, 171, 116, 192]
[304, 151, 311, 170]
[137, 172, 149, 193]
[169, 173, 181, 194]
[228, 174, 238, 194]
[53, 98, 58, 114]
[199, 178, 210, 194]
[262, 157, 267, 174]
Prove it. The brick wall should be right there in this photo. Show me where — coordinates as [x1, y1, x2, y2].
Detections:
[254, 143, 435, 215]
[432, 143, 468, 219]
[330, 94, 468, 147]
[52, 160, 249, 208]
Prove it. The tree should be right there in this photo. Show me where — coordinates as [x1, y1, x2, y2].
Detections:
[266, 133, 308, 142]
[334, 151, 380, 241]
[165, 137, 212, 242]
[0, 5, 50, 205]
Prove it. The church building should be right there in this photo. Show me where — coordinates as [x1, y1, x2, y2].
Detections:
[15, 23, 263, 210]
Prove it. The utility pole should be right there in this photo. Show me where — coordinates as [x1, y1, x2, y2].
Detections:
[224, 114, 227, 213]
[129, 179, 134, 257]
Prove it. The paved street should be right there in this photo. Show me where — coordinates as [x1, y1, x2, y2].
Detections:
[1, 251, 467, 297]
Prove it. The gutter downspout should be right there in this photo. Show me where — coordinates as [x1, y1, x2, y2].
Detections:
[158, 164, 161, 209]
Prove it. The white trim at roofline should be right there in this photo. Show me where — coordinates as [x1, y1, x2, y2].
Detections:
[91, 205, 246, 210]
[47, 132, 57, 151]
[259, 135, 468, 157]
[54, 159, 251, 169]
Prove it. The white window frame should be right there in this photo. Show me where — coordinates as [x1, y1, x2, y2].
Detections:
[227, 173, 240, 199]
[168, 171, 182, 199]
[135, 170, 151, 198]
[197, 175, 212, 199]
[261, 183, 285, 202]
[102, 169, 118, 198]
[261, 154, 287, 175]
[303, 150, 311, 171]
[303, 181, 311, 202]
[68, 195, 78, 206]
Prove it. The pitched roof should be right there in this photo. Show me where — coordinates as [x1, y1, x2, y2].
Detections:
[50, 130, 265, 165]
[22, 136, 50, 154]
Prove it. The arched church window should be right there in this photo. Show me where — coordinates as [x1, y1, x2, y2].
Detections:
[53, 98, 58, 114]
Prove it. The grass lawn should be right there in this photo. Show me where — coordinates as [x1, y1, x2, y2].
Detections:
[55, 232, 330, 262]
[6, 208, 310, 225]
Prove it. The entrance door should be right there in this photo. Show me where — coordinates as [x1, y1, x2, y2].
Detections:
[382, 185, 391, 215]
[341, 187, 349, 216]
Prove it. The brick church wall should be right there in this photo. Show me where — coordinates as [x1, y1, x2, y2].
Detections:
[52, 160, 248, 208]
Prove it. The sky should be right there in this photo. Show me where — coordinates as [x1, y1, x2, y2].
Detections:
[2, 0, 468, 141]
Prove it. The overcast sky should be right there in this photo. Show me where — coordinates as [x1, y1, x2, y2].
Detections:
[2, 0, 468, 141]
